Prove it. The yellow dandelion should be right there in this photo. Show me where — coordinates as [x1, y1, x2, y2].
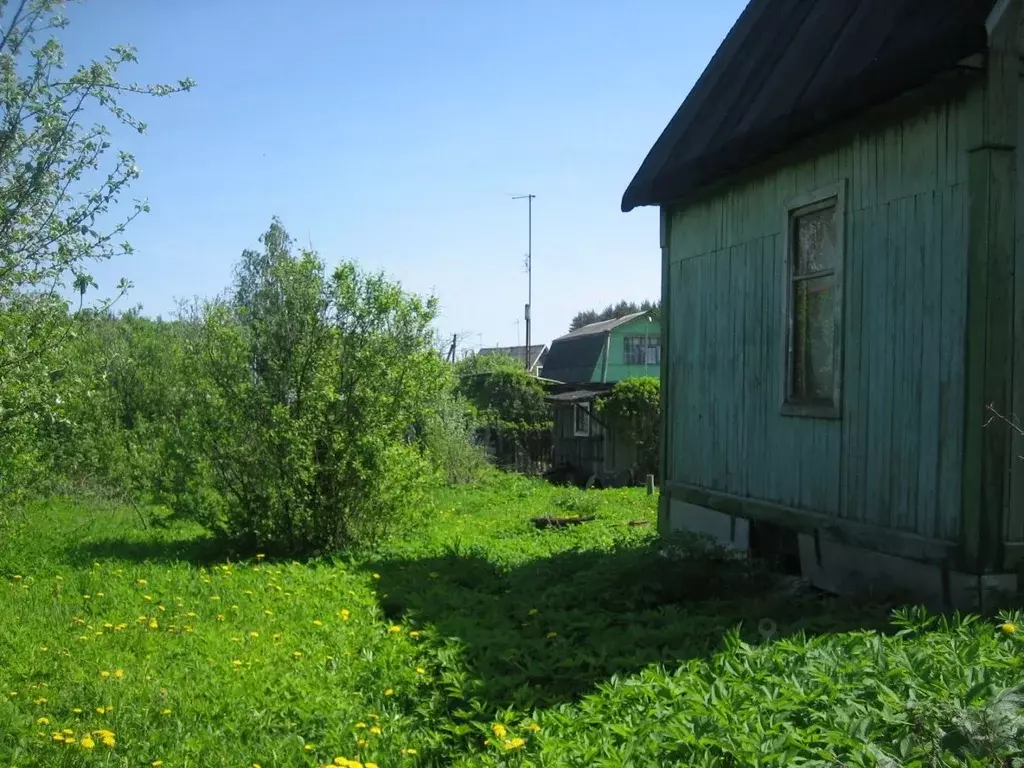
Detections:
[136, 579, 147, 586]
[527, 608, 538, 616]
[232, 659, 242, 667]
[388, 625, 401, 634]
[216, 614, 225, 621]
[384, 688, 394, 696]
[72, 708, 82, 714]
[339, 609, 350, 621]
[526, 722, 541, 732]
[152, 762, 164, 767]
[13, 575, 21, 581]
[402, 748, 417, 755]
[355, 722, 367, 729]
[415, 667, 425, 674]
[161, 709, 171, 715]
[80, 736, 95, 749]
[100, 670, 110, 679]
[83, 594, 91, 600]
[369, 726, 382, 736]
[292, 650, 303, 658]
[37, 717, 49, 725]
[64, 736, 77, 744]
[96, 707, 105, 714]
[96, 592, 104, 597]
[408, 630, 420, 638]
[143, 595, 152, 601]
[304, 744, 314, 751]
[366, 764, 379, 768]
[148, 618, 159, 630]
[1000, 622, 1017, 634]
[102, 734, 116, 747]
[105, 705, 114, 712]
[52, 733, 63, 741]
[373, 573, 381, 580]
[504, 737, 526, 750]
[249, 631, 259, 638]
[312, 620, 323, 626]
[39, 645, 48, 651]
[264, 609, 272, 615]
[209, 595, 220, 601]
[253, 764, 261, 768]
[113, 669, 124, 679]
[358, 738, 368, 747]
[256, 553, 265, 560]
[491, 724, 507, 739]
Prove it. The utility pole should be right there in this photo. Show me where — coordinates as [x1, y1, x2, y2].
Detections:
[512, 193, 535, 372]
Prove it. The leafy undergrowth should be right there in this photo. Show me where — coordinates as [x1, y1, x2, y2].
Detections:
[1, 472, 1022, 767]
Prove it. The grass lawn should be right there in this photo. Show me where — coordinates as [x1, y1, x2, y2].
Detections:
[2, 471, 1023, 767]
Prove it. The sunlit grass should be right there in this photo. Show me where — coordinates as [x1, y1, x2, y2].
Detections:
[1, 472, 1023, 767]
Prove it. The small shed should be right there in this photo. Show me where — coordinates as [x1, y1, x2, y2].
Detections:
[545, 383, 640, 488]
[622, 0, 1023, 609]
[541, 312, 661, 384]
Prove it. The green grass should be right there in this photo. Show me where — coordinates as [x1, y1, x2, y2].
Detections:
[2, 472, 1023, 767]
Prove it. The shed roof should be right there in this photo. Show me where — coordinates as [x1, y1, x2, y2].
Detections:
[621, 0, 996, 212]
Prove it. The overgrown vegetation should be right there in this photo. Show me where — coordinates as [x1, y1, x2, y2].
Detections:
[2, 474, 1023, 767]
[595, 376, 660, 479]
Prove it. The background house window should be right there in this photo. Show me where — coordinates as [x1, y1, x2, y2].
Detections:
[573, 402, 591, 436]
[623, 336, 661, 366]
[783, 182, 845, 417]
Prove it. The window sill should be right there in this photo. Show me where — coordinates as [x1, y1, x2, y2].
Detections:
[780, 400, 841, 420]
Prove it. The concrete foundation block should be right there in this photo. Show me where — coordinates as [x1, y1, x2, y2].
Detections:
[666, 499, 749, 551]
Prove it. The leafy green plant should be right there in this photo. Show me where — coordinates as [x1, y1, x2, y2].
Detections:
[161, 219, 450, 554]
[0, 0, 193, 508]
[595, 376, 660, 479]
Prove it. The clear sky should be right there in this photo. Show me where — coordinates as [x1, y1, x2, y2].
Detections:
[63, 0, 746, 352]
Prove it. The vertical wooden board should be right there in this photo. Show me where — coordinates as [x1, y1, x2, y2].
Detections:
[917, 191, 943, 537]
[938, 183, 967, 541]
[888, 197, 909, 530]
[840, 208, 864, 521]
[1010, 76, 1024, 545]
[884, 123, 904, 204]
[936, 100, 949, 193]
[695, 254, 710, 486]
[715, 249, 733, 491]
[745, 238, 766, 500]
[732, 244, 748, 498]
[865, 203, 894, 528]
[901, 110, 939, 198]
[905, 195, 927, 532]
[762, 234, 781, 502]
[815, 147, 839, 188]
[956, 84, 985, 184]
[674, 258, 692, 482]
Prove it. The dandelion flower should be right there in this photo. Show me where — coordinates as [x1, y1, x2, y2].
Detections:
[384, 688, 394, 696]
[388, 625, 401, 634]
[415, 667, 425, 674]
[504, 737, 526, 750]
[216, 614, 225, 621]
[408, 630, 420, 638]
[63, 729, 74, 735]
[96, 707, 105, 714]
[72, 708, 82, 714]
[100, 671, 110, 678]
[526, 722, 541, 732]
[13, 575, 21, 581]
[528, 608, 538, 616]
[101, 734, 115, 748]
[312, 620, 323, 626]
[152, 762, 164, 767]
[161, 709, 172, 715]
[366, 764, 379, 768]
[358, 739, 367, 747]
[256, 554, 265, 561]
[148, 618, 159, 630]
[80, 736, 95, 749]
[355, 722, 367, 729]
[1000, 622, 1017, 634]
[373, 573, 381, 580]
[136, 579, 147, 586]
[113, 669, 124, 679]
[232, 659, 242, 667]
[491, 724, 507, 739]
[209, 595, 220, 601]
[339, 609, 350, 621]
[369, 726, 382, 736]
[143, 595, 152, 601]
[264, 609, 272, 615]
[304, 744, 314, 751]
[402, 748, 417, 755]
[37, 717, 49, 725]
[249, 631, 259, 638]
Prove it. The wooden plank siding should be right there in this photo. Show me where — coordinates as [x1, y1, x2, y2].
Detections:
[665, 84, 981, 543]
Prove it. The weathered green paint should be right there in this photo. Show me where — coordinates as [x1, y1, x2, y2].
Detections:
[665, 80, 988, 549]
[590, 314, 662, 383]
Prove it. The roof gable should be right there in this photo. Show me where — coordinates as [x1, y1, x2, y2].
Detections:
[622, 0, 995, 212]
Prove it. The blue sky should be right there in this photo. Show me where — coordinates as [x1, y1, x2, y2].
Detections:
[64, 0, 745, 351]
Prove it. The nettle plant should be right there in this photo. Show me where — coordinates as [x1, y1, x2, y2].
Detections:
[163, 219, 451, 555]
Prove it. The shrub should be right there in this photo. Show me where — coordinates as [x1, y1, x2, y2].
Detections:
[596, 376, 660, 479]
[162, 219, 450, 554]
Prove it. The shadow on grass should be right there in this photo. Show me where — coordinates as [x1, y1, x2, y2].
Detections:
[365, 535, 902, 712]
[62, 529, 233, 567]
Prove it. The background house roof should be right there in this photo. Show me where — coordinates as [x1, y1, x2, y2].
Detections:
[621, 0, 996, 212]
[540, 312, 653, 383]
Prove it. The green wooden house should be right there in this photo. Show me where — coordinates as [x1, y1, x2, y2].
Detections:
[540, 312, 661, 384]
[622, 0, 1023, 609]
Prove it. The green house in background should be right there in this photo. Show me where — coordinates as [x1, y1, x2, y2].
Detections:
[540, 311, 661, 384]
[622, 0, 1023, 610]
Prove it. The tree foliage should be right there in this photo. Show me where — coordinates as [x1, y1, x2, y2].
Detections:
[0, 0, 193, 504]
[569, 299, 660, 332]
[160, 219, 451, 554]
[595, 376, 660, 479]
[455, 352, 551, 440]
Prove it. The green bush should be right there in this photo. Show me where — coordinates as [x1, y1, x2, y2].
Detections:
[596, 376, 660, 478]
[161, 219, 450, 554]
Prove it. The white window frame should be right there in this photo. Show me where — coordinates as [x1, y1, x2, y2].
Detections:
[623, 335, 661, 366]
[780, 180, 846, 419]
[573, 401, 591, 437]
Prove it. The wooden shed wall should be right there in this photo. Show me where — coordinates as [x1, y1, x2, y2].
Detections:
[552, 403, 638, 481]
[665, 82, 984, 543]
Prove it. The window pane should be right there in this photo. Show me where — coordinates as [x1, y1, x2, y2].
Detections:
[792, 275, 835, 401]
[795, 204, 836, 275]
